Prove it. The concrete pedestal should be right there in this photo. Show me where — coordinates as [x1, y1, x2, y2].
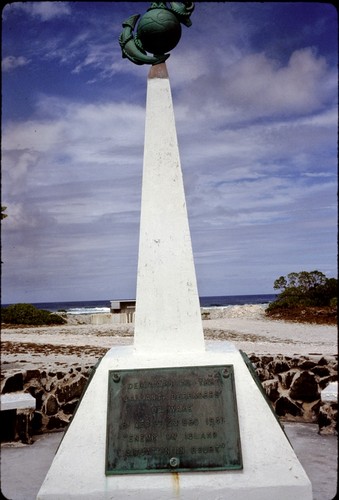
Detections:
[37, 63, 312, 499]
[37, 343, 312, 499]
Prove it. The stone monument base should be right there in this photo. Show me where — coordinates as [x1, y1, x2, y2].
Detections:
[37, 342, 312, 499]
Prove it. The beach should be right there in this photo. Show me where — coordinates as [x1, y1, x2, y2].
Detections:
[1, 305, 337, 372]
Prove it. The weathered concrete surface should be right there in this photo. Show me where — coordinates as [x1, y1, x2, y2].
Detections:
[134, 62, 204, 354]
[1, 423, 337, 500]
[35, 343, 312, 499]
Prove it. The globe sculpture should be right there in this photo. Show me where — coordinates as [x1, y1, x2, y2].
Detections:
[119, 2, 194, 65]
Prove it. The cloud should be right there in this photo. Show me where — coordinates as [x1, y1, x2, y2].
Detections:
[2, 55, 30, 72]
[1, 201, 55, 232]
[1, 96, 145, 230]
[9, 2, 71, 21]
[5, 83, 335, 232]
[1, 3, 337, 302]
[173, 46, 335, 126]
[226, 48, 330, 113]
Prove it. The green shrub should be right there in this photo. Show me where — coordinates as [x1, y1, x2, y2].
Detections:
[1, 303, 66, 325]
[269, 271, 337, 311]
[330, 297, 337, 308]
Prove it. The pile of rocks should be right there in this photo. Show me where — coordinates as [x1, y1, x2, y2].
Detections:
[1, 364, 94, 437]
[248, 354, 337, 434]
[201, 304, 267, 320]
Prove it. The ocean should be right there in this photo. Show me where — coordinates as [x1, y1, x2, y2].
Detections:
[3, 294, 277, 315]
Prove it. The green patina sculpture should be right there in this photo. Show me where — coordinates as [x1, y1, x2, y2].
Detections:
[119, 2, 194, 66]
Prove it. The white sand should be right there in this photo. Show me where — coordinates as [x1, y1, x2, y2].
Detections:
[1, 305, 337, 372]
[201, 304, 337, 356]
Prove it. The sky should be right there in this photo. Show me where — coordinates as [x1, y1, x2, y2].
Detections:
[1, 1, 338, 304]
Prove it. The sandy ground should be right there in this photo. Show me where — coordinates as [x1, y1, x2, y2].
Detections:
[1, 305, 337, 373]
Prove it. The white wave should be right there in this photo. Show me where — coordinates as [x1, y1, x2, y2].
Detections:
[201, 305, 233, 310]
[67, 307, 110, 315]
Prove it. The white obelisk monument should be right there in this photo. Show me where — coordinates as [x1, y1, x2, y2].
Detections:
[134, 62, 204, 355]
[37, 62, 312, 500]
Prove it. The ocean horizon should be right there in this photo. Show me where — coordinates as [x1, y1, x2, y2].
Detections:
[2, 294, 277, 315]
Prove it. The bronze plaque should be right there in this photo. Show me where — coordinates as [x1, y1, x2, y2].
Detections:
[106, 365, 242, 474]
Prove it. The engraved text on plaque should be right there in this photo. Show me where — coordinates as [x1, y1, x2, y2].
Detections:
[106, 365, 242, 474]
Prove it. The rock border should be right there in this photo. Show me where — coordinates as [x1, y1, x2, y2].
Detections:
[1, 354, 337, 443]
